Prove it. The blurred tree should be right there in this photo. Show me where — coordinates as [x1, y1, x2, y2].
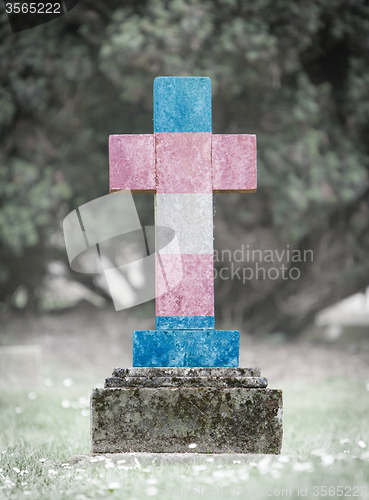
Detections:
[0, 0, 148, 310]
[0, 0, 369, 334]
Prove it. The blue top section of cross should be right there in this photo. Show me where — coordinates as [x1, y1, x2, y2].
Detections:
[154, 77, 212, 133]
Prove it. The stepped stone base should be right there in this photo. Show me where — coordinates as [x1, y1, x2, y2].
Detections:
[91, 368, 283, 454]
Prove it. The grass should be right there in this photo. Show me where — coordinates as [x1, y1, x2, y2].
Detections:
[0, 378, 369, 499]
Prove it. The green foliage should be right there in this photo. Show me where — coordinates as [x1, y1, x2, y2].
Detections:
[99, 0, 369, 246]
[0, 159, 71, 253]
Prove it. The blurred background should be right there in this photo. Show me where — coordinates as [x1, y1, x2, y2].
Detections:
[1, 0, 369, 374]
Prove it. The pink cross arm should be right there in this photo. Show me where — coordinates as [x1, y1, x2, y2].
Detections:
[212, 134, 257, 193]
[109, 134, 156, 193]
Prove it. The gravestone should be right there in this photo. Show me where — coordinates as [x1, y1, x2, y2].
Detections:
[91, 77, 283, 454]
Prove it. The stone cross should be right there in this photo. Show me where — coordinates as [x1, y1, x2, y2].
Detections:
[109, 77, 257, 367]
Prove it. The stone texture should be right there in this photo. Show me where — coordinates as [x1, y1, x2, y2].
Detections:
[155, 254, 214, 317]
[156, 316, 215, 330]
[112, 367, 261, 377]
[109, 134, 155, 192]
[105, 376, 268, 388]
[154, 77, 212, 133]
[155, 193, 213, 254]
[132, 329, 239, 367]
[90, 385, 283, 454]
[155, 253, 184, 299]
[155, 133, 212, 194]
[212, 134, 257, 193]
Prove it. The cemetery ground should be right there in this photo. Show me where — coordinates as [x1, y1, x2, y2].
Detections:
[0, 305, 369, 499]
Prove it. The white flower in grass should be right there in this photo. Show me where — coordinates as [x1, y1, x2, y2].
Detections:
[39, 459, 46, 463]
[13, 467, 20, 473]
[90, 458, 99, 463]
[292, 462, 314, 473]
[146, 486, 158, 496]
[257, 456, 272, 474]
[78, 397, 89, 407]
[188, 443, 197, 449]
[117, 459, 126, 464]
[213, 469, 237, 479]
[146, 478, 158, 485]
[61, 400, 70, 409]
[61, 463, 70, 467]
[48, 469, 57, 476]
[44, 379, 53, 387]
[105, 462, 114, 468]
[21, 482, 27, 486]
[27, 392, 37, 400]
[15, 407, 22, 414]
[339, 438, 349, 444]
[63, 378, 73, 387]
[24, 491, 30, 495]
[358, 440, 367, 449]
[81, 410, 89, 417]
[206, 457, 214, 463]
[75, 475, 83, 480]
[321, 455, 335, 467]
[360, 451, 369, 460]
[277, 455, 289, 463]
[270, 468, 282, 479]
[193, 465, 207, 471]
[108, 482, 120, 491]
[366, 382, 369, 391]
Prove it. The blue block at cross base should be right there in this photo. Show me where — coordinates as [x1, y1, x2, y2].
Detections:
[154, 77, 212, 133]
[133, 330, 239, 367]
[156, 316, 215, 330]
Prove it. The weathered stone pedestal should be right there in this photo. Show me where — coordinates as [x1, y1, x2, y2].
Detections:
[91, 367, 283, 454]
